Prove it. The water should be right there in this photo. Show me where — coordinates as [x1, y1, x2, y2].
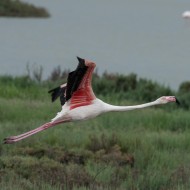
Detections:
[0, 0, 190, 90]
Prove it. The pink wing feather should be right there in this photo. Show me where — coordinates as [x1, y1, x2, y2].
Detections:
[70, 60, 96, 110]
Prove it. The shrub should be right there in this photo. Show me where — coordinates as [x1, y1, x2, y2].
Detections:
[0, 0, 50, 17]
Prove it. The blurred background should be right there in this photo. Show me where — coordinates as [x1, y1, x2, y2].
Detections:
[0, 0, 190, 90]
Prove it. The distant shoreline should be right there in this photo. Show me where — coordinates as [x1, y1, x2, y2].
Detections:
[0, 0, 50, 18]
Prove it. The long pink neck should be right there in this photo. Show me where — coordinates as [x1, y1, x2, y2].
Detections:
[104, 101, 159, 112]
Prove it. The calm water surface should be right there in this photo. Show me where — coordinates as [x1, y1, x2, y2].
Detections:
[0, 0, 190, 90]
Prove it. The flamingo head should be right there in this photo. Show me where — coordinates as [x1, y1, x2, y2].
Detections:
[156, 96, 180, 105]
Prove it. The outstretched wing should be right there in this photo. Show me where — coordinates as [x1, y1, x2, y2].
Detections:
[48, 83, 67, 105]
[48, 57, 96, 108]
[69, 58, 96, 109]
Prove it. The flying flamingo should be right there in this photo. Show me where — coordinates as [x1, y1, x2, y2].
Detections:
[182, 11, 190, 19]
[4, 57, 180, 144]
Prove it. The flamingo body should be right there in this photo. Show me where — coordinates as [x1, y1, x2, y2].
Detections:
[4, 57, 179, 144]
[51, 99, 106, 122]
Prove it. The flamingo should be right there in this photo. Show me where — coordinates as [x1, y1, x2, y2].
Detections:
[182, 11, 190, 19]
[4, 57, 180, 144]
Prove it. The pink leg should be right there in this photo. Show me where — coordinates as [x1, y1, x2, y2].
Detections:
[4, 119, 70, 144]
[5, 122, 51, 140]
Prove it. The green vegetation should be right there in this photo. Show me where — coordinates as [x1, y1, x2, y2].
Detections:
[0, 69, 190, 189]
[0, 0, 50, 17]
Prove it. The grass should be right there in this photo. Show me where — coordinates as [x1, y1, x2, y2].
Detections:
[0, 73, 190, 189]
[1, 94, 190, 190]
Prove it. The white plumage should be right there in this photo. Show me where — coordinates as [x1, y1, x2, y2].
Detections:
[182, 11, 190, 18]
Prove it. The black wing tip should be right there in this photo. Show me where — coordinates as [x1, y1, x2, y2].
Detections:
[48, 89, 54, 93]
[77, 56, 85, 63]
[48, 86, 60, 93]
[48, 86, 61, 102]
[76, 56, 87, 68]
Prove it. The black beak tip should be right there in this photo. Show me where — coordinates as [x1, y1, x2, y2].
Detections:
[175, 98, 180, 105]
